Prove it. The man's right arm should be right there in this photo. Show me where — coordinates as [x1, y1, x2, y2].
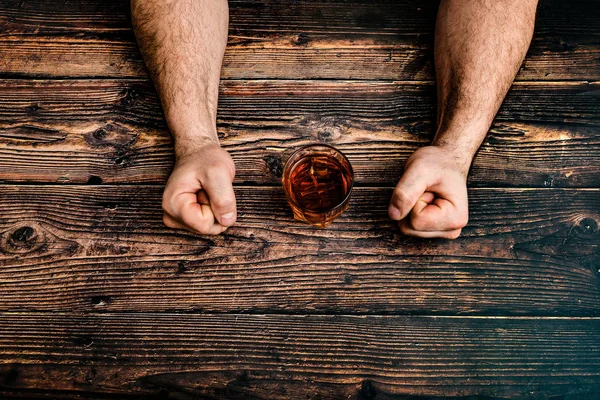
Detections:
[131, 0, 235, 235]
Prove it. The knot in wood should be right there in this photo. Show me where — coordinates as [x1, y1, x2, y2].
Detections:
[3, 224, 46, 255]
[92, 128, 107, 140]
[292, 33, 310, 46]
[264, 155, 283, 178]
[407, 121, 431, 136]
[359, 380, 377, 400]
[317, 128, 336, 142]
[120, 87, 140, 107]
[85, 123, 138, 153]
[10, 226, 35, 247]
[303, 116, 346, 142]
[574, 217, 599, 238]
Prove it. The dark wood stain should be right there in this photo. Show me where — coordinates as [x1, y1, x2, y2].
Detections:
[0, 0, 599, 398]
[0, 185, 598, 316]
[0, 0, 598, 80]
[0, 80, 598, 186]
[0, 314, 600, 398]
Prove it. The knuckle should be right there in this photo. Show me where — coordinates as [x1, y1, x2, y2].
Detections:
[161, 188, 180, 215]
[451, 213, 469, 230]
[457, 213, 469, 228]
[409, 216, 427, 231]
[195, 226, 209, 235]
[393, 187, 412, 206]
[161, 199, 171, 214]
[162, 214, 176, 228]
[446, 229, 462, 240]
[191, 219, 212, 235]
[199, 225, 216, 235]
[211, 195, 235, 210]
[179, 211, 212, 235]
[205, 164, 229, 180]
[405, 155, 426, 171]
[161, 192, 170, 212]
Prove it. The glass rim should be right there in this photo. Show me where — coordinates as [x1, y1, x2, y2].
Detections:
[282, 143, 355, 214]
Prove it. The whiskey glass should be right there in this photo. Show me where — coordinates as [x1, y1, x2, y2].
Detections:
[282, 144, 354, 227]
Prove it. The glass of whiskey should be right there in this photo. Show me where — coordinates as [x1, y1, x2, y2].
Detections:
[282, 144, 354, 227]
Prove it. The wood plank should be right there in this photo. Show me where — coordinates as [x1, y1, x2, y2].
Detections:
[1, 185, 598, 315]
[0, 79, 598, 186]
[0, 313, 599, 398]
[1, 0, 598, 80]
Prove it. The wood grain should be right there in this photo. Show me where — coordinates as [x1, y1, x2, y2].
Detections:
[1, 185, 598, 315]
[1, 313, 599, 398]
[0, 79, 598, 186]
[1, 0, 599, 397]
[0, 0, 598, 80]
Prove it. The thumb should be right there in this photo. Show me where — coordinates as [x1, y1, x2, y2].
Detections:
[201, 168, 237, 227]
[388, 167, 429, 221]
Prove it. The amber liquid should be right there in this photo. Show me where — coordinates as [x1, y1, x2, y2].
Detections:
[288, 155, 351, 213]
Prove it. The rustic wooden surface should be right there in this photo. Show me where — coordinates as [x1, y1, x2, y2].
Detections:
[1, 80, 599, 187]
[0, 0, 599, 399]
[1, 314, 600, 399]
[1, 0, 599, 80]
[1, 186, 599, 316]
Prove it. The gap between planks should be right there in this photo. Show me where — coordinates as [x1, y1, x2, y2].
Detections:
[1, 184, 600, 190]
[0, 76, 597, 85]
[1, 311, 599, 319]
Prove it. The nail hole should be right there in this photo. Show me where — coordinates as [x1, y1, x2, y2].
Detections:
[292, 33, 310, 46]
[177, 262, 188, 274]
[25, 104, 40, 113]
[3, 367, 19, 386]
[73, 335, 94, 348]
[115, 154, 131, 166]
[87, 176, 103, 185]
[91, 296, 111, 306]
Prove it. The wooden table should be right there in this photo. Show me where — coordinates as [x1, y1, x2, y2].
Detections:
[1, 0, 599, 398]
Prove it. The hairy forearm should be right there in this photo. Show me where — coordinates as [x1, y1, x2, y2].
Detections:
[433, 0, 538, 172]
[131, 0, 229, 153]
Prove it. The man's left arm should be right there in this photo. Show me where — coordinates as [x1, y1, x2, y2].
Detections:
[389, 0, 539, 239]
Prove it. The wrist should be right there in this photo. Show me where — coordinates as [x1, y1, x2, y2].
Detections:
[429, 140, 474, 179]
[164, 109, 219, 153]
[173, 130, 220, 159]
[430, 124, 489, 178]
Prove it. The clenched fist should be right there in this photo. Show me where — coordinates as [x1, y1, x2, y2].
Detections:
[388, 145, 470, 239]
[162, 142, 237, 235]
